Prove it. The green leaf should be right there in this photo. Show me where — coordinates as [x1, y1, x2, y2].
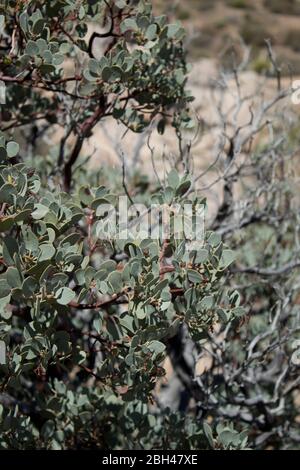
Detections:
[55, 287, 75, 305]
[22, 276, 39, 297]
[19, 11, 28, 33]
[187, 269, 202, 284]
[0, 294, 11, 314]
[0, 279, 10, 298]
[220, 250, 236, 269]
[23, 228, 39, 252]
[0, 216, 15, 232]
[145, 24, 157, 41]
[38, 243, 55, 261]
[232, 306, 245, 317]
[167, 23, 184, 39]
[102, 65, 122, 82]
[167, 169, 180, 189]
[218, 429, 240, 448]
[6, 267, 22, 289]
[26, 260, 51, 279]
[14, 209, 32, 222]
[98, 260, 117, 273]
[184, 287, 197, 307]
[199, 295, 214, 310]
[195, 249, 208, 263]
[88, 58, 100, 74]
[6, 141, 19, 158]
[208, 232, 221, 247]
[107, 271, 123, 293]
[3, 237, 18, 265]
[32, 18, 45, 35]
[41, 420, 55, 440]
[52, 53, 64, 66]
[25, 40, 39, 56]
[203, 422, 214, 448]
[107, 318, 122, 341]
[119, 314, 135, 334]
[121, 18, 138, 33]
[175, 180, 191, 196]
[32, 203, 49, 220]
[36, 38, 48, 53]
[147, 340, 165, 356]
[135, 304, 147, 320]
[39, 64, 56, 74]
[0, 183, 16, 203]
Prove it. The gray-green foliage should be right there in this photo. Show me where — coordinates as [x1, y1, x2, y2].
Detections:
[0, 0, 253, 451]
[0, 0, 193, 189]
[0, 131, 245, 448]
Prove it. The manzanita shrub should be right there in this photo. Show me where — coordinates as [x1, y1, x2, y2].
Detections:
[0, 137, 246, 448]
[0, 0, 193, 190]
[0, 0, 249, 450]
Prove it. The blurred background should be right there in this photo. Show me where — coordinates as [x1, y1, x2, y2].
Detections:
[155, 0, 300, 73]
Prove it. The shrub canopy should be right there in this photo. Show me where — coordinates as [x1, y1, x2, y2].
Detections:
[1, 0, 299, 452]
